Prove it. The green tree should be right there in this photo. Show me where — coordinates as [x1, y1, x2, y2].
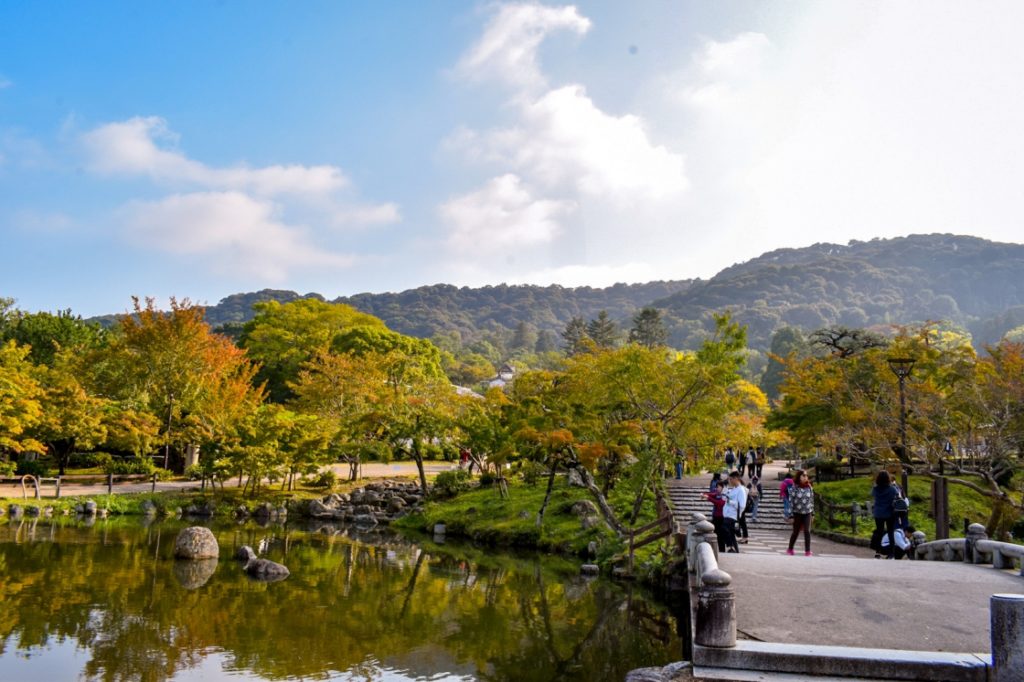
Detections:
[627, 307, 667, 348]
[561, 317, 591, 356]
[240, 299, 385, 401]
[30, 356, 108, 475]
[760, 327, 806, 401]
[0, 340, 44, 455]
[1, 309, 105, 366]
[586, 311, 620, 349]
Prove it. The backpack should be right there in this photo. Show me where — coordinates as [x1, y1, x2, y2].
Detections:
[744, 493, 755, 513]
[893, 496, 909, 513]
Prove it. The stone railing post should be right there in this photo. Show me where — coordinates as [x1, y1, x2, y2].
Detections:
[690, 520, 717, 565]
[964, 523, 988, 564]
[695, 567, 736, 648]
[991, 593, 1024, 682]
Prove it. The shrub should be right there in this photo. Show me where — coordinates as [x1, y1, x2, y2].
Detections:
[308, 469, 337, 489]
[16, 459, 50, 478]
[69, 452, 113, 469]
[518, 460, 546, 486]
[433, 469, 471, 498]
[0, 459, 16, 477]
[420, 442, 444, 461]
[479, 471, 496, 487]
[1012, 514, 1024, 541]
[104, 457, 157, 476]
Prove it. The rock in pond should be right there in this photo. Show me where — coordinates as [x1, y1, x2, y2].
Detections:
[174, 527, 220, 560]
[140, 500, 158, 516]
[83, 500, 97, 516]
[580, 564, 599, 576]
[235, 544, 289, 582]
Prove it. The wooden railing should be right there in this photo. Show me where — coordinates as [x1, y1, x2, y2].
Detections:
[624, 493, 675, 574]
[812, 493, 872, 535]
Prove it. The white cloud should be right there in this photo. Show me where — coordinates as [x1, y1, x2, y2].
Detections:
[119, 191, 351, 280]
[442, 2, 688, 281]
[440, 174, 574, 254]
[469, 85, 687, 202]
[652, 2, 1024, 266]
[82, 117, 348, 197]
[330, 203, 401, 227]
[456, 3, 590, 91]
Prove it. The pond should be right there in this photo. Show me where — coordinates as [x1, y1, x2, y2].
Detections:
[0, 517, 683, 681]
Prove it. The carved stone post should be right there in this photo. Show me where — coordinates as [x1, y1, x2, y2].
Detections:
[991, 593, 1024, 682]
[695, 568, 736, 648]
[964, 523, 988, 564]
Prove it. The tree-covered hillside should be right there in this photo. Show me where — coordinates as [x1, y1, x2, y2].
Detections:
[654, 234, 1024, 349]
[85, 234, 1024, 355]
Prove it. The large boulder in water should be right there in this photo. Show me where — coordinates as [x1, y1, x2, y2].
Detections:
[174, 527, 219, 560]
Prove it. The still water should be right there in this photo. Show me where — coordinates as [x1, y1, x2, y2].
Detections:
[0, 517, 682, 682]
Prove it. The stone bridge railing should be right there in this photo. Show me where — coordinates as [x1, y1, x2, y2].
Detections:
[666, 514, 1024, 682]
[915, 523, 1024, 577]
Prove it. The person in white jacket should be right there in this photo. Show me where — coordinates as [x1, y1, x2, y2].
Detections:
[722, 471, 748, 553]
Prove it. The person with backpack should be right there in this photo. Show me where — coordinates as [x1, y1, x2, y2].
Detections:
[780, 476, 794, 520]
[755, 446, 765, 478]
[748, 475, 763, 522]
[724, 447, 736, 472]
[786, 469, 815, 556]
[745, 447, 756, 478]
[871, 470, 899, 560]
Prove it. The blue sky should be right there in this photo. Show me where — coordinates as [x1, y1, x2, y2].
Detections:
[3, 1, 1023, 316]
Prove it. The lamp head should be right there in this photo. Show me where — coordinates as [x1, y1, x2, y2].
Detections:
[887, 357, 915, 379]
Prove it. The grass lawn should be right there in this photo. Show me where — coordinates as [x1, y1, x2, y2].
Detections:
[814, 475, 1001, 540]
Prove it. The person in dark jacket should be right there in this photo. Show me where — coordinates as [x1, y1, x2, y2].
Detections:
[703, 480, 727, 551]
[871, 471, 899, 559]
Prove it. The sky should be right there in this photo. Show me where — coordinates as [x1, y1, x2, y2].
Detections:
[2, 1, 1024, 316]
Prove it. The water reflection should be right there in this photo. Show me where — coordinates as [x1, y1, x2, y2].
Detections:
[0, 517, 680, 681]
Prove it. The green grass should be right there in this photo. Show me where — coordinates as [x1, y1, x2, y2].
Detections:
[814, 475, 999, 540]
[394, 478, 617, 556]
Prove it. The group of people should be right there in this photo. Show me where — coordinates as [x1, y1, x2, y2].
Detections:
[702, 470, 764, 553]
[870, 470, 915, 559]
[723, 445, 766, 480]
[705, 465, 917, 559]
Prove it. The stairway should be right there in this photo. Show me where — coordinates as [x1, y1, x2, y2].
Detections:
[667, 481, 792, 531]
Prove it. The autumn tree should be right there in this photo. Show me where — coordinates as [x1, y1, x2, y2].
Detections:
[91, 298, 262, 470]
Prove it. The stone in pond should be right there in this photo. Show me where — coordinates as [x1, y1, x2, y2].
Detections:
[174, 526, 219, 560]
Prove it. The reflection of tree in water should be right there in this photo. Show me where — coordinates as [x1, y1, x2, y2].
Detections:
[0, 520, 678, 681]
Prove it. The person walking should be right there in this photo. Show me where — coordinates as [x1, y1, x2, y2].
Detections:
[748, 475, 763, 522]
[871, 471, 899, 560]
[745, 447, 757, 479]
[724, 447, 736, 472]
[722, 471, 748, 553]
[755, 446, 765, 478]
[674, 448, 684, 480]
[786, 469, 814, 556]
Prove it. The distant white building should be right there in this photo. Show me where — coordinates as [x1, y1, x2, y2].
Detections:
[487, 363, 516, 389]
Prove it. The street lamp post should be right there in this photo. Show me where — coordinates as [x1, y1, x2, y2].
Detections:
[887, 357, 915, 495]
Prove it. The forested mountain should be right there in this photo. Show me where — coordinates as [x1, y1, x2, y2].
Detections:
[86, 234, 1024, 354]
[655, 234, 1024, 350]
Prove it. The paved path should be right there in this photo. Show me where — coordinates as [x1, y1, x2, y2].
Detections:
[0, 461, 455, 500]
[719, 552, 1022, 653]
[670, 460, 1024, 654]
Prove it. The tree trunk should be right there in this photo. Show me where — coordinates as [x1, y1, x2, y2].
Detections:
[566, 457, 626, 536]
[412, 439, 428, 496]
[537, 458, 559, 528]
[629, 482, 648, 525]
